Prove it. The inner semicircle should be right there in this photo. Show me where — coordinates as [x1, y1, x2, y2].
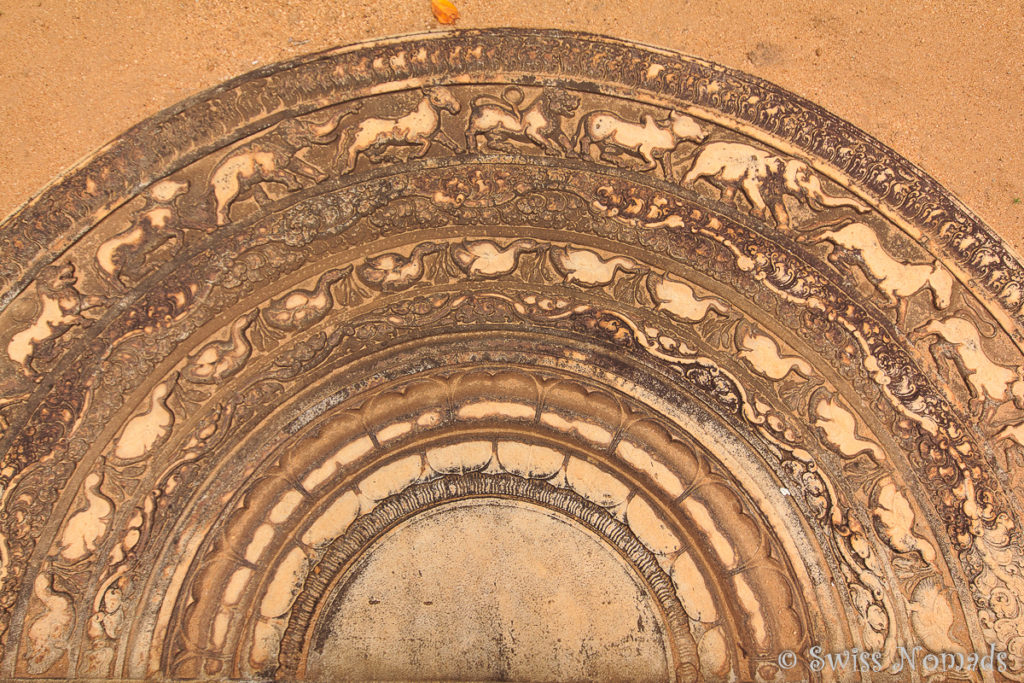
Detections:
[306, 496, 675, 682]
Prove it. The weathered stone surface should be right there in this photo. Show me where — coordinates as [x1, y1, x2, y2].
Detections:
[0, 29, 1023, 681]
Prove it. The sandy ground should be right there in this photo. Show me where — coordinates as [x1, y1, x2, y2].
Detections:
[1, 0, 1022, 252]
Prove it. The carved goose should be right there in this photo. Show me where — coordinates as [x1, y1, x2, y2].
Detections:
[262, 267, 350, 331]
[183, 311, 257, 384]
[357, 242, 440, 292]
[646, 273, 729, 323]
[450, 239, 539, 277]
[112, 372, 178, 463]
[550, 245, 638, 287]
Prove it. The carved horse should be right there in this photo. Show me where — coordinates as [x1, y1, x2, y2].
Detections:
[95, 180, 191, 288]
[338, 87, 461, 173]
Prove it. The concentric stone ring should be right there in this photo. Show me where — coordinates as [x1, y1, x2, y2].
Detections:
[1, 29, 1022, 681]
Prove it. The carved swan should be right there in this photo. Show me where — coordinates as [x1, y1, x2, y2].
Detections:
[357, 242, 440, 292]
[182, 311, 257, 384]
[450, 239, 539, 278]
[550, 245, 638, 287]
[262, 267, 350, 331]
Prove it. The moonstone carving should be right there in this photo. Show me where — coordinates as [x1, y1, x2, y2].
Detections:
[1, 29, 1022, 682]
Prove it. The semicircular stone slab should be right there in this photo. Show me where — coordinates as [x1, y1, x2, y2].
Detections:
[1, 28, 1023, 683]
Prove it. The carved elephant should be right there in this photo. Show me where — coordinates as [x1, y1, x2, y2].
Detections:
[682, 141, 870, 228]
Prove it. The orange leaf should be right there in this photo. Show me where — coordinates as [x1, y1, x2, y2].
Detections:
[431, 0, 459, 24]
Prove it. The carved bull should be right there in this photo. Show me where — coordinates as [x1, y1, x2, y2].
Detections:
[682, 141, 870, 228]
[574, 110, 707, 176]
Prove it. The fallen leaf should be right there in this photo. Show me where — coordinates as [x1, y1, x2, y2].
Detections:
[431, 0, 459, 24]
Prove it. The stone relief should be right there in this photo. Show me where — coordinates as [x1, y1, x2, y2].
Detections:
[262, 268, 351, 331]
[913, 316, 1024, 416]
[575, 109, 707, 176]
[0, 28, 1022, 682]
[6, 263, 105, 379]
[681, 141, 870, 228]
[450, 238, 539, 277]
[95, 180, 193, 289]
[212, 107, 359, 225]
[340, 87, 460, 173]
[466, 86, 579, 156]
[809, 220, 954, 323]
[181, 312, 257, 384]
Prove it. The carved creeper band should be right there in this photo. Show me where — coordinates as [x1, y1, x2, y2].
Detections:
[1, 29, 1023, 682]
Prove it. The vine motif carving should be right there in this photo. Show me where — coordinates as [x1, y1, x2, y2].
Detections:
[0, 29, 1021, 680]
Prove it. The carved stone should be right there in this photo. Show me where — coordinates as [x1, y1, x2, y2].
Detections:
[1, 29, 1023, 681]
